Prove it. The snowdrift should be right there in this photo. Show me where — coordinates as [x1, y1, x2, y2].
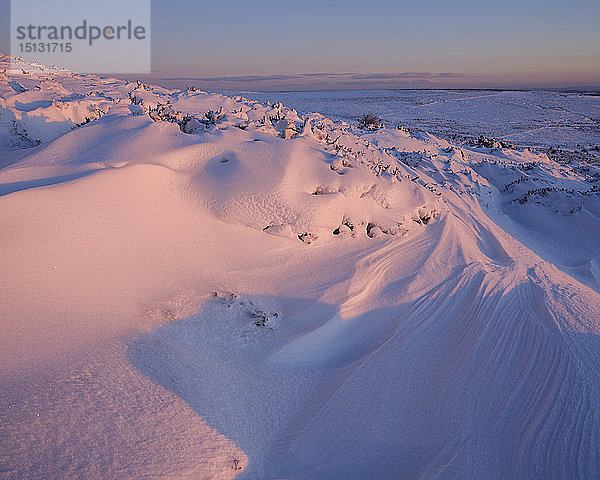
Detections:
[1, 54, 600, 479]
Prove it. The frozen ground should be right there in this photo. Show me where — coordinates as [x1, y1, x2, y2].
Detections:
[233, 89, 600, 149]
[1, 55, 600, 479]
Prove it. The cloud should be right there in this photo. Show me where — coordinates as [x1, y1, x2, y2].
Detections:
[153, 71, 470, 91]
[163, 72, 466, 83]
[349, 72, 467, 80]
[165, 74, 304, 82]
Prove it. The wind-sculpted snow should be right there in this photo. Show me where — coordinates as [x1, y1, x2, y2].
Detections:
[128, 228, 600, 479]
[1, 54, 600, 479]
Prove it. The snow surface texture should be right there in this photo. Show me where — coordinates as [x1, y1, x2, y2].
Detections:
[1, 55, 600, 479]
[235, 89, 600, 149]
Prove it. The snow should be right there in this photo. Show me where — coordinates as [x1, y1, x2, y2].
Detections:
[1, 54, 600, 479]
[231, 89, 600, 149]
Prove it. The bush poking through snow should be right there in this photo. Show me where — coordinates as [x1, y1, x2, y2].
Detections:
[298, 232, 318, 244]
[358, 114, 383, 131]
[366, 223, 385, 238]
[10, 120, 41, 148]
[249, 310, 278, 327]
[412, 208, 438, 225]
[204, 108, 224, 127]
[471, 135, 515, 150]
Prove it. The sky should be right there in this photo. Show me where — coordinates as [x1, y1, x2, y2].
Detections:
[2, 0, 599, 90]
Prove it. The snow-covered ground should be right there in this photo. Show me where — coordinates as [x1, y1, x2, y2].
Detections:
[233, 89, 600, 149]
[1, 55, 600, 479]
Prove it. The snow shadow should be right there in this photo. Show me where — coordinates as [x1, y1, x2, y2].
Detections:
[127, 276, 600, 479]
[0, 169, 103, 196]
[127, 293, 340, 477]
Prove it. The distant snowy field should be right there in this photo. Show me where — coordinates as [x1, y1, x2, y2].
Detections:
[233, 89, 600, 149]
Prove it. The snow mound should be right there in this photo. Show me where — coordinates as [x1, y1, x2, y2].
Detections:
[0, 54, 443, 244]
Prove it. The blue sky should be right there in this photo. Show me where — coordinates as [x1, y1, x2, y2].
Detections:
[152, 0, 600, 89]
[3, 0, 599, 90]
